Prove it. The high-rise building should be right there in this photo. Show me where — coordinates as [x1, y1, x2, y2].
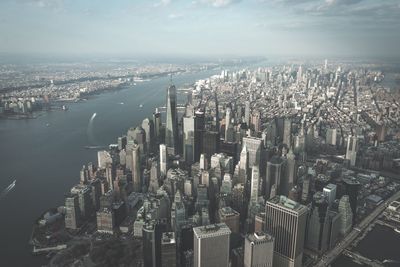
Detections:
[342, 177, 360, 224]
[166, 84, 178, 155]
[305, 192, 329, 254]
[244, 232, 274, 267]
[65, 194, 81, 230]
[225, 107, 232, 141]
[283, 118, 292, 146]
[239, 145, 249, 184]
[346, 135, 357, 166]
[326, 128, 337, 146]
[132, 144, 141, 192]
[244, 101, 250, 126]
[160, 144, 167, 177]
[265, 196, 308, 267]
[193, 223, 231, 267]
[153, 109, 162, 143]
[218, 207, 240, 233]
[265, 156, 284, 199]
[142, 118, 154, 153]
[143, 222, 157, 267]
[183, 116, 196, 164]
[194, 110, 205, 162]
[323, 184, 337, 207]
[202, 131, 219, 157]
[282, 149, 296, 196]
[338, 195, 353, 235]
[250, 166, 260, 204]
[161, 232, 177, 267]
[242, 137, 263, 170]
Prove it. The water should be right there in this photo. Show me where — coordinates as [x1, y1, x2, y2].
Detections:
[0, 69, 217, 266]
[354, 224, 400, 263]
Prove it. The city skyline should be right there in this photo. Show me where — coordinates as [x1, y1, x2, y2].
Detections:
[0, 0, 399, 58]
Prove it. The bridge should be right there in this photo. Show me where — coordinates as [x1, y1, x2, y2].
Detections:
[314, 190, 400, 267]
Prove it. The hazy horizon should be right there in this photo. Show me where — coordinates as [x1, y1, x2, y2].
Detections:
[0, 0, 399, 58]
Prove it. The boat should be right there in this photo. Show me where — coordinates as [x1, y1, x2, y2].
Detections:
[394, 228, 400, 234]
[62, 105, 68, 111]
[139, 104, 143, 108]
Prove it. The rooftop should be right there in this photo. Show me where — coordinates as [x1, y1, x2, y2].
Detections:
[267, 195, 307, 212]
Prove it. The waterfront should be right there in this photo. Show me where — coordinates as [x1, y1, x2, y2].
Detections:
[0, 69, 217, 266]
[355, 224, 400, 264]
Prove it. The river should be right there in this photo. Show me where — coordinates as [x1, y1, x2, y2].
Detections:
[0, 69, 218, 266]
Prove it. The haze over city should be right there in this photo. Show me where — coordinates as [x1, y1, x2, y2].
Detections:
[0, 0, 400, 57]
[1, 1, 400, 267]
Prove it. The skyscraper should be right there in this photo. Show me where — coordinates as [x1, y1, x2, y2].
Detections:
[225, 107, 232, 141]
[250, 165, 260, 204]
[153, 109, 162, 143]
[183, 116, 195, 164]
[338, 195, 353, 235]
[283, 118, 292, 146]
[161, 232, 177, 267]
[242, 137, 263, 170]
[193, 223, 231, 267]
[132, 144, 141, 192]
[165, 84, 178, 155]
[244, 232, 274, 267]
[265, 196, 308, 267]
[65, 194, 81, 230]
[160, 144, 167, 177]
[265, 156, 284, 199]
[323, 183, 337, 207]
[342, 177, 360, 224]
[346, 135, 357, 166]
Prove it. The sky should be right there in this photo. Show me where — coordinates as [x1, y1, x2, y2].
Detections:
[0, 0, 399, 58]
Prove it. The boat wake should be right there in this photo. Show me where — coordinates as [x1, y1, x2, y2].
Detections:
[0, 180, 16, 200]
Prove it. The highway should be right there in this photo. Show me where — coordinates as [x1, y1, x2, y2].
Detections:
[314, 190, 400, 267]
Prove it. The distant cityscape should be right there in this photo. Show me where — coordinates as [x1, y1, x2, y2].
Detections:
[14, 59, 400, 266]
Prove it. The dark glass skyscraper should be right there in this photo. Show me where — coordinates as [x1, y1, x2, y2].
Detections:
[165, 84, 178, 155]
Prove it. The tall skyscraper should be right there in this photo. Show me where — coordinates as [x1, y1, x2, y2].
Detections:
[338, 195, 353, 235]
[65, 194, 81, 230]
[160, 144, 167, 177]
[265, 156, 284, 199]
[239, 145, 249, 184]
[142, 118, 154, 153]
[225, 107, 232, 141]
[305, 192, 329, 254]
[161, 232, 177, 267]
[153, 109, 162, 143]
[346, 135, 357, 166]
[132, 144, 141, 192]
[283, 118, 292, 146]
[194, 110, 205, 162]
[165, 84, 178, 155]
[265, 196, 308, 267]
[183, 116, 195, 164]
[342, 177, 360, 224]
[250, 165, 260, 204]
[242, 137, 263, 170]
[283, 149, 296, 196]
[244, 232, 274, 267]
[244, 101, 250, 126]
[193, 223, 231, 267]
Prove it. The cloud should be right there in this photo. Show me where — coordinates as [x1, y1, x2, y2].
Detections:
[198, 0, 241, 8]
[168, 13, 184, 19]
[154, 0, 172, 7]
[16, 0, 65, 11]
